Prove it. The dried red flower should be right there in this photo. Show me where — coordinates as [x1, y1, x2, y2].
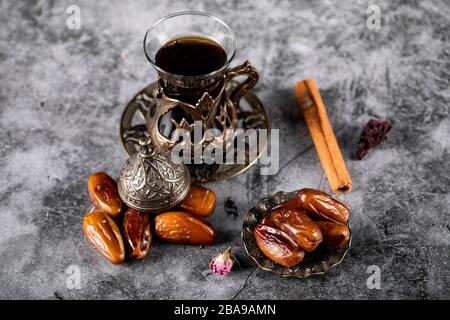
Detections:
[356, 119, 392, 160]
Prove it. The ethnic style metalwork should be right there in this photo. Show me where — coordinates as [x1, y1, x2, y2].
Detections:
[146, 61, 258, 152]
[118, 136, 191, 212]
[120, 80, 269, 183]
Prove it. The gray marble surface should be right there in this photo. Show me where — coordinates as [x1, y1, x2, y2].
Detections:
[0, 0, 449, 299]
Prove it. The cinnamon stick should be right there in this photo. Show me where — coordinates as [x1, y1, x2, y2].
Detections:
[294, 79, 352, 194]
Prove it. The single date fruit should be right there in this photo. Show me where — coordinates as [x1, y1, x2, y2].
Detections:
[82, 211, 125, 264]
[179, 185, 216, 217]
[154, 212, 216, 245]
[88, 172, 122, 218]
[266, 207, 322, 252]
[315, 221, 350, 250]
[122, 208, 152, 260]
[284, 188, 349, 225]
[254, 223, 304, 267]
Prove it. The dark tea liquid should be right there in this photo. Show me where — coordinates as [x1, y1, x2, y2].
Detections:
[155, 37, 227, 76]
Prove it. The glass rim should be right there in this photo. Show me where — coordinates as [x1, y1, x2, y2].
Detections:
[143, 11, 237, 79]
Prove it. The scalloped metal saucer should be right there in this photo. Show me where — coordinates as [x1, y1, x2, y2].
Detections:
[120, 80, 269, 183]
[242, 190, 352, 278]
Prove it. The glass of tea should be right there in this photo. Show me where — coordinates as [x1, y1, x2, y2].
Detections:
[143, 11, 258, 106]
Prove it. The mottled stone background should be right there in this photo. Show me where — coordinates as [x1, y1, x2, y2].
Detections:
[0, 0, 449, 299]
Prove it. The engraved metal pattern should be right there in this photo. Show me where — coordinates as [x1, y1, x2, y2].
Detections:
[159, 71, 224, 96]
[118, 137, 190, 212]
[242, 191, 352, 278]
[146, 81, 229, 151]
[120, 80, 269, 183]
[146, 60, 258, 154]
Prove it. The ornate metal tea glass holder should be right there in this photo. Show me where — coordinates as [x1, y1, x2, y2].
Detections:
[120, 78, 269, 183]
[147, 61, 258, 151]
[120, 12, 270, 182]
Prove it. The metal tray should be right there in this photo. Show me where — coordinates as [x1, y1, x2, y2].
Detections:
[242, 190, 351, 278]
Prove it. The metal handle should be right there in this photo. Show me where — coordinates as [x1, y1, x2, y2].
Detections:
[225, 61, 259, 109]
[138, 136, 155, 157]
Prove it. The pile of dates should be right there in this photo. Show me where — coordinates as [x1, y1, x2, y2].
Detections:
[82, 172, 217, 264]
[254, 188, 350, 267]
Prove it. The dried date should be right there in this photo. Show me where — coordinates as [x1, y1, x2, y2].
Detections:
[154, 212, 216, 245]
[265, 207, 322, 252]
[254, 223, 304, 268]
[315, 221, 350, 250]
[287, 188, 349, 225]
[179, 185, 216, 217]
[122, 208, 152, 260]
[88, 172, 122, 218]
[82, 210, 125, 264]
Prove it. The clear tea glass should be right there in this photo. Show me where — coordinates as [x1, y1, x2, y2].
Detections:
[143, 11, 258, 106]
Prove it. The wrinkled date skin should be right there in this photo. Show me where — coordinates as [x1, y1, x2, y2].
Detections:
[254, 223, 305, 267]
[82, 211, 125, 264]
[122, 208, 152, 260]
[88, 172, 122, 218]
[155, 212, 216, 245]
[284, 188, 349, 225]
[315, 221, 350, 250]
[265, 207, 322, 252]
[179, 185, 216, 217]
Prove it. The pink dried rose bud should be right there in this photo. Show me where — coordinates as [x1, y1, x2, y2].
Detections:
[210, 246, 235, 275]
